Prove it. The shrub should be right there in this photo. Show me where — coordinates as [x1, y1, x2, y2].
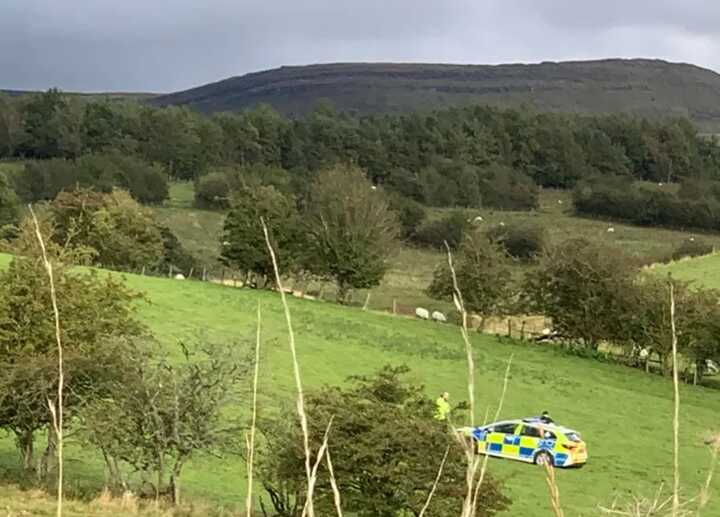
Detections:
[46, 188, 165, 271]
[671, 238, 714, 261]
[195, 165, 293, 209]
[385, 167, 423, 201]
[486, 221, 547, 261]
[478, 165, 539, 210]
[83, 342, 248, 503]
[411, 210, 468, 250]
[427, 231, 515, 315]
[524, 238, 640, 350]
[0, 172, 19, 228]
[259, 365, 510, 516]
[195, 170, 231, 209]
[220, 184, 302, 284]
[388, 193, 426, 240]
[13, 153, 168, 204]
[157, 225, 199, 274]
[574, 176, 720, 231]
[0, 250, 143, 476]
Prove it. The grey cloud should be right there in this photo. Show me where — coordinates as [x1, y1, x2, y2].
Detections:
[1, 0, 719, 92]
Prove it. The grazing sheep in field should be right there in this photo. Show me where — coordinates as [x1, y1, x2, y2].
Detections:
[499, 221, 505, 227]
[174, 274, 185, 280]
[639, 347, 650, 360]
[431, 311, 447, 323]
[415, 307, 430, 320]
[607, 227, 615, 233]
[473, 216, 484, 223]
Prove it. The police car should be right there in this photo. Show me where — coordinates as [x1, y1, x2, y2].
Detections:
[461, 418, 588, 468]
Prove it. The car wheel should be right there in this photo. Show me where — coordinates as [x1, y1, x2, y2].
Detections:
[534, 451, 554, 467]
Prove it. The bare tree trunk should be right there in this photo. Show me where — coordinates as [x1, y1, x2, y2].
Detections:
[262, 219, 316, 517]
[30, 207, 64, 517]
[16, 429, 34, 474]
[669, 282, 680, 517]
[170, 460, 185, 505]
[39, 428, 57, 484]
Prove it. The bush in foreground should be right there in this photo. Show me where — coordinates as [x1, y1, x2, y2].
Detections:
[259, 365, 510, 516]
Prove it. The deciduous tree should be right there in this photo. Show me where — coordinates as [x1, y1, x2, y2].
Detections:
[304, 166, 399, 302]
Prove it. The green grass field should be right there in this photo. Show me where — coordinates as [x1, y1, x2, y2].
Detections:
[654, 252, 720, 290]
[1, 252, 718, 516]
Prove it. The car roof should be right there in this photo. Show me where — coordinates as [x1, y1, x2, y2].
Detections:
[478, 419, 578, 434]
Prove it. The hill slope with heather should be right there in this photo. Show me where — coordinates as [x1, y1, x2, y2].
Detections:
[151, 59, 720, 130]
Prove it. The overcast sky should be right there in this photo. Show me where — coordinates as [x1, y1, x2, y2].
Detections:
[2, 0, 720, 93]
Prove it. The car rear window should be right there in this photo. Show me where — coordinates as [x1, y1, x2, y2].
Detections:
[565, 432, 582, 443]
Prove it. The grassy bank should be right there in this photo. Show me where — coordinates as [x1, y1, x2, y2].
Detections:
[0, 252, 718, 515]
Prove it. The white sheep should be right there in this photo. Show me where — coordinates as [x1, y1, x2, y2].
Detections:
[415, 307, 430, 320]
[639, 348, 650, 360]
[499, 221, 505, 227]
[431, 311, 447, 323]
[473, 216, 484, 223]
[174, 274, 185, 280]
[607, 227, 615, 233]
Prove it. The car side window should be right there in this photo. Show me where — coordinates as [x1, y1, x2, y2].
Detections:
[493, 423, 519, 434]
[520, 425, 542, 438]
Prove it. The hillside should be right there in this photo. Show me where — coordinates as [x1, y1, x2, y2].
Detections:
[0, 252, 718, 515]
[657, 252, 720, 289]
[156, 184, 720, 314]
[151, 59, 720, 130]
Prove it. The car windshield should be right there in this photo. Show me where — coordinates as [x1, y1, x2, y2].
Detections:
[565, 431, 582, 443]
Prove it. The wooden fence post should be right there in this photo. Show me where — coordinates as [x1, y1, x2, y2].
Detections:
[202, 267, 207, 282]
[392, 299, 397, 315]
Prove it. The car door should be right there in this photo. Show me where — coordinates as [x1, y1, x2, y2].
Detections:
[486, 422, 520, 457]
[518, 424, 543, 461]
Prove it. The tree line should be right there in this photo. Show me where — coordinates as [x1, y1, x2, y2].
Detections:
[3, 89, 720, 213]
[574, 175, 720, 232]
[429, 228, 720, 383]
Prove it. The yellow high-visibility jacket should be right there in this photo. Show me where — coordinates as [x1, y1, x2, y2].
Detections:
[434, 397, 451, 421]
